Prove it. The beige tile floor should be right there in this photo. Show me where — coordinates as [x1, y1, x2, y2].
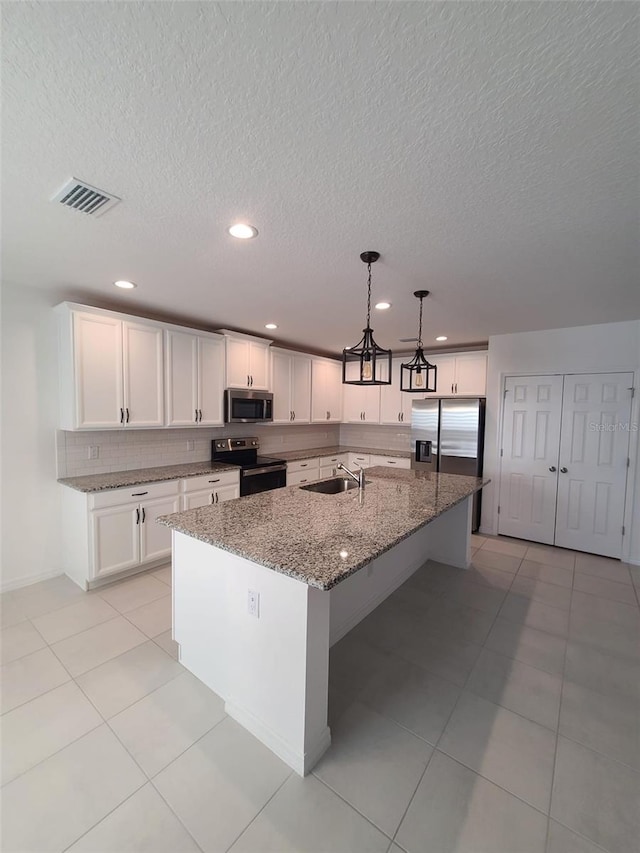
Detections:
[1, 541, 639, 852]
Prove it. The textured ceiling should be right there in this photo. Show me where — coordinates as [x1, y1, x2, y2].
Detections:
[2, 1, 639, 355]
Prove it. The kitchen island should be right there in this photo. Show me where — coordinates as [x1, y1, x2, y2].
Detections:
[159, 467, 487, 775]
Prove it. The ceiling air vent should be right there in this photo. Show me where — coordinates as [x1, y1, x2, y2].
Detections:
[51, 178, 120, 217]
[398, 337, 418, 343]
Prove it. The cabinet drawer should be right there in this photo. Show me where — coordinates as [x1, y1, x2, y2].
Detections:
[90, 479, 179, 509]
[182, 470, 239, 493]
[319, 454, 345, 467]
[369, 455, 411, 469]
[348, 453, 371, 468]
[287, 469, 319, 486]
[287, 458, 320, 475]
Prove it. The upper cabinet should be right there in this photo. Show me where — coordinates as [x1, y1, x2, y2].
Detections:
[342, 383, 381, 424]
[165, 329, 224, 426]
[379, 358, 414, 424]
[271, 348, 311, 424]
[427, 352, 487, 397]
[311, 358, 343, 423]
[220, 331, 271, 390]
[57, 305, 164, 430]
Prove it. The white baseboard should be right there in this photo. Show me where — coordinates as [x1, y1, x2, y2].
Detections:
[226, 699, 331, 776]
[0, 569, 63, 594]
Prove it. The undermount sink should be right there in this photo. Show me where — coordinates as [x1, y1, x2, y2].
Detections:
[300, 477, 360, 494]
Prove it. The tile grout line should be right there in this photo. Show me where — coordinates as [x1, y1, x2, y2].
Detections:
[221, 770, 294, 852]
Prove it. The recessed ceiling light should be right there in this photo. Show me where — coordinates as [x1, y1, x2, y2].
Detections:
[375, 301, 391, 310]
[114, 280, 136, 289]
[228, 223, 258, 239]
[436, 335, 448, 341]
[265, 323, 278, 330]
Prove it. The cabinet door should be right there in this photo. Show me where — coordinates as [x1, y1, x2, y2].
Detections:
[226, 338, 251, 388]
[165, 330, 199, 426]
[248, 342, 270, 390]
[123, 322, 164, 427]
[198, 336, 225, 425]
[213, 483, 240, 503]
[363, 386, 380, 423]
[380, 359, 404, 424]
[271, 350, 293, 423]
[291, 355, 311, 423]
[343, 383, 368, 423]
[287, 469, 318, 486]
[182, 489, 214, 510]
[139, 495, 181, 563]
[325, 360, 343, 422]
[73, 312, 123, 429]
[454, 354, 487, 396]
[429, 356, 456, 396]
[311, 360, 329, 422]
[91, 504, 139, 579]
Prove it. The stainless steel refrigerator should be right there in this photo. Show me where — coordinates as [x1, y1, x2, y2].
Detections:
[411, 398, 486, 531]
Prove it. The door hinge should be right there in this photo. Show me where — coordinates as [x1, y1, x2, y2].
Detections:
[500, 449, 503, 457]
[504, 388, 508, 398]
[629, 387, 635, 398]
[497, 505, 501, 515]
[628, 457, 631, 468]
[622, 525, 625, 536]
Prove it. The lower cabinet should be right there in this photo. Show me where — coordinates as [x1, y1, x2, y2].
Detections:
[369, 455, 410, 469]
[319, 453, 347, 479]
[286, 458, 321, 486]
[89, 482, 180, 581]
[181, 471, 240, 509]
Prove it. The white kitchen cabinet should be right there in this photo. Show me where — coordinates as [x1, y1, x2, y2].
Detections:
[311, 359, 343, 423]
[428, 352, 487, 397]
[347, 452, 371, 470]
[165, 329, 224, 426]
[319, 453, 347, 479]
[271, 349, 312, 423]
[89, 481, 180, 581]
[379, 358, 414, 424]
[57, 305, 164, 430]
[342, 383, 381, 424]
[286, 457, 320, 485]
[221, 332, 271, 390]
[181, 470, 240, 508]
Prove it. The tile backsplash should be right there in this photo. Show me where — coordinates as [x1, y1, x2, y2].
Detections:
[56, 422, 411, 478]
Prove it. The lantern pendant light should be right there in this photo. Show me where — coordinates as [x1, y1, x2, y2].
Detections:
[400, 290, 437, 392]
[342, 251, 392, 385]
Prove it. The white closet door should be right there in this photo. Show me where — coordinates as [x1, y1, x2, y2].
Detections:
[555, 373, 633, 557]
[498, 375, 564, 544]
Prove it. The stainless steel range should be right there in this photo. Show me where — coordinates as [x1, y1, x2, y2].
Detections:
[212, 437, 287, 496]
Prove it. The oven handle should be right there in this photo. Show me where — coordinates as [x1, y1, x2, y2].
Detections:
[242, 464, 287, 477]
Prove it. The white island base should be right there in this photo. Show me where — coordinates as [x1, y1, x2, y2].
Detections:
[172, 496, 472, 775]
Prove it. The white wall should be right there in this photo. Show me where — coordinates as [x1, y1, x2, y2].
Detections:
[481, 320, 640, 563]
[1, 284, 63, 590]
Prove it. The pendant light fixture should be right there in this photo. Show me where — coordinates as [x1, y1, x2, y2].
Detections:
[400, 290, 437, 392]
[342, 251, 392, 385]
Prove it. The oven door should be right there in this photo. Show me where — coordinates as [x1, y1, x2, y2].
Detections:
[240, 465, 287, 496]
[225, 390, 274, 423]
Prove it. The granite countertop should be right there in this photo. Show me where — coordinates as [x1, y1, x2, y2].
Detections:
[276, 445, 410, 462]
[57, 446, 410, 492]
[159, 467, 488, 590]
[58, 461, 239, 493]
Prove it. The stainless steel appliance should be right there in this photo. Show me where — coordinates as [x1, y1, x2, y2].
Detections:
[224, 389, 273, 423]
[212, 437, 286, 496]
[411, 398, 485, 531]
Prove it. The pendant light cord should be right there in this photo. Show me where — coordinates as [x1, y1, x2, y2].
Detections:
[418, 295, 424, 347]
[366, 262, 372, 328]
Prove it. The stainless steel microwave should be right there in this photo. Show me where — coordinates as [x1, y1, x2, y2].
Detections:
[224, 389, 274, 423]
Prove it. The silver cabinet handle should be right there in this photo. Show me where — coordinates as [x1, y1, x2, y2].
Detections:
[549, 466, 557, 472]
[560, 467, 568, 474]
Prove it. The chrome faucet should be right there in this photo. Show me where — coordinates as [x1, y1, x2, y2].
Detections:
[337, 462, 366, 490]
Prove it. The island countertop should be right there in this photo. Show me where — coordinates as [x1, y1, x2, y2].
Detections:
[158, 467, 489, 590]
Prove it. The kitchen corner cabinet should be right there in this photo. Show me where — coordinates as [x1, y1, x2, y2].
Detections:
[271, 348, 312, 424]
[342, 383, 381, 424]
[311, 358, 343, 423]
[61, 480, 180, 588]
[57, 305, 164, 430]
[428, 352, 487, 397]
[220, 331, 271, 390]
[165, 330, 224, 426]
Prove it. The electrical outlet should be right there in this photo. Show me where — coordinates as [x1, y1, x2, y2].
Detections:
[88, 445, 99, 460]
[186, 440, 195, 452]
[247, 589, 260, 618]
